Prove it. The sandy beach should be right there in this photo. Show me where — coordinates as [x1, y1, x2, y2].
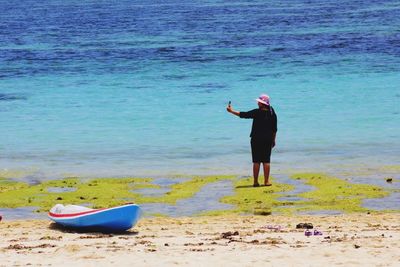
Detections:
[1, 213, 399, 267]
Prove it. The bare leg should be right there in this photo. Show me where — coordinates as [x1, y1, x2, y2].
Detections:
[263, 163, 272, 186]
[253, 163, 260, 186]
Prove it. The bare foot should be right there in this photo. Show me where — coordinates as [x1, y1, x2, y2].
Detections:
[253, 183, 260, 187]
[264, 183, 272, 186]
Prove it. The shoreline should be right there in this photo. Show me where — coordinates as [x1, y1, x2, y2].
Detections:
[1, 213, 399, 266]
[1, 162, 399, 181]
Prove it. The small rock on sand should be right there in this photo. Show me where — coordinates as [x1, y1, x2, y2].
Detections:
[296, 223, 313, 229]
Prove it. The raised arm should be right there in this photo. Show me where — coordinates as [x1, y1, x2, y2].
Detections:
[227, 104, 257, 119]
[226, 103, 240, 117]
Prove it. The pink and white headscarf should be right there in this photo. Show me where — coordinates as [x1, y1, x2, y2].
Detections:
[256, 94, 270, 106]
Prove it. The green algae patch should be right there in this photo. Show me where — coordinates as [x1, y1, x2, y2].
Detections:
[0, 175, 237, 212]
[140, 175, 236, 204]
[290, 173, 391, 213]
[0, 177, 153, 211]
[200, 176, 294, 216]
[0, 177, 29, 193]
[1, 173, 395, 216]
[380, 165, 400, 172]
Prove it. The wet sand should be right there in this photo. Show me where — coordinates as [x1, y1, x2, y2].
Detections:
[1, 213, 399, 266]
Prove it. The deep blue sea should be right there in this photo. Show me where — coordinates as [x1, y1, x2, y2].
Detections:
[1, 0, 399, 179]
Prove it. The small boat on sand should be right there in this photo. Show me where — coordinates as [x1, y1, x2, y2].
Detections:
[48, 203, 141, 232]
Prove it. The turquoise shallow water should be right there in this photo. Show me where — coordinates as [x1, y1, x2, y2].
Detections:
[1, 0, 399, 178]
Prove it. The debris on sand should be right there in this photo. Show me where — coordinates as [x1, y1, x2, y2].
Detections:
[221, 231, 239, 239]
[296, 223, 313, 229]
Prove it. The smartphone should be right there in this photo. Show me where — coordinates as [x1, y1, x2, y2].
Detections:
[228, 101, 231, 106]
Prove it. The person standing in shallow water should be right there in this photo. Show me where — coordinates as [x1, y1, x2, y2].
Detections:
[227, 94, 277, 187]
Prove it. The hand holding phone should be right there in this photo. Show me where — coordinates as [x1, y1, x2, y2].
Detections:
[227, 100, 232, 113]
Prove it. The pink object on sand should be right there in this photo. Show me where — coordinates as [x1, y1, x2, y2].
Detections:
[314, 229, 323, 235]
[265, 225, 282, 230]
[305, 230, 312, 236]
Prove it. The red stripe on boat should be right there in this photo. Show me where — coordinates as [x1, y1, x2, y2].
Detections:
[49, 208, 106, 218]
